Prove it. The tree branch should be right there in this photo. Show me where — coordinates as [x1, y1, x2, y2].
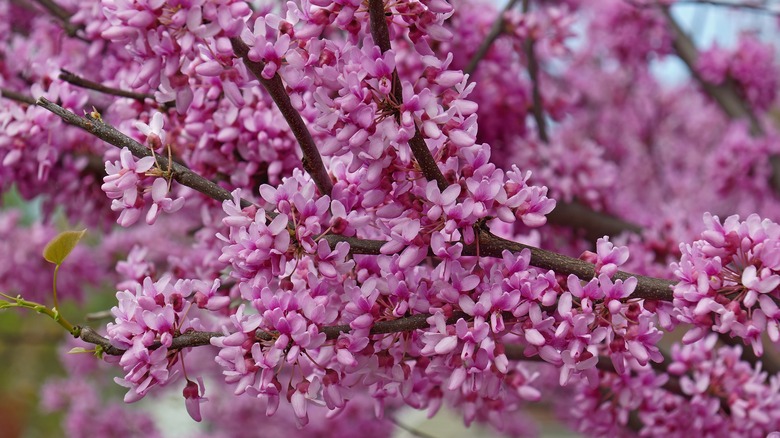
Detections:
[230, 37, 333, 197]
[326, 230, 675, 302]
[408, 129, 450, 191]
[546, 201, 644, 239]
[504, 344, 728, 417]
[368, 0, 449, 191]
[0, 87, 36, 105]
[28, 0, 86, 41]
[368, 0, 393, 54]
[59, 69, 155, 102]
[477, 229, 675, 301]
[36, 97, 671, 302]
[660, 6, 780, 192]
[35, 97, 252, 208]
[668, 0, 780, 17]
[522, 0, 548, 143]
[464, 0, 521, 77]
[78, 312, 469, 356]
[661, 7, 760, 132]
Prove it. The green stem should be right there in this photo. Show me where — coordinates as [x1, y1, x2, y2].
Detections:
[0, 292, 78, 337]
[52, 264, 60, 311]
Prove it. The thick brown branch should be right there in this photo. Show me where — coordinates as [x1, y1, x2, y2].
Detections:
[477, 229, 675, 301]
[59, 69, 155, 102]
[368, 0, 393, 54]
[408, 128, 450, 191]
[230, 37, 333, 197]
[547, 201, 643, 239]
[78, 326, 123, 356]
[464, 0, 521, 77]
[662, 7, 760, 132]
[78, 326, 223, 356]
[669, 0, 780, 17]
[321, 312, 466, 339]
[81, 312, 468, 356]
[326, 230, 675, 302]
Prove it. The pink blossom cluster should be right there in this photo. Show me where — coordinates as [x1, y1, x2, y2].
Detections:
[673, 213, 780, 355]
[212, 184, 665, 428]
[698, 33, 778, 111]
[107, 275, 205, 402]
[586, 0, 673, 65]
[561, 334, 780, 436]
[102, 146, 184, 227]
[41, 377, 161, 438]
[4, 0, 780, 436]
[99, 0, 251, 113]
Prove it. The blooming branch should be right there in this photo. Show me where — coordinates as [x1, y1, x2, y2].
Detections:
[230, 37, 334, 197]
[59, 69, 155, 102]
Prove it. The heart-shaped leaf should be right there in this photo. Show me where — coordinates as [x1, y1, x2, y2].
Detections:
[43, 229, 86, 265]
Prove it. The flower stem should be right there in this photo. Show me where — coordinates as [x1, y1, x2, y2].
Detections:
[52, 264, 60, 311]
[0, 292, 78, 336]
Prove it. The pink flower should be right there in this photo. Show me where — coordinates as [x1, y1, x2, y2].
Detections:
[183, 378, 207, 422]
[135, 112, 166, 149]
[146, 178, 185, 225]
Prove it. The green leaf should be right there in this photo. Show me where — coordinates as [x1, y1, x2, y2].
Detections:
[67, 347, 95, 354]
[43, 229, 86, 265]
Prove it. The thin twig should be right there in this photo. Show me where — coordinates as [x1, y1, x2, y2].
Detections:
[665, 0, 780, 17]
[0, 87, 36, 105]
[230, 37, 334, 197]
[59, 69, 155, 102]
[35, 97, 252, 208]
[29, 0, 86, 41]
[85, 310, 113, 321]
[465, 0, 521, 77]
[522, 0, 548, 143]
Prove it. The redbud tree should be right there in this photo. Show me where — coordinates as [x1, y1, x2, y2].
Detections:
[2, 0, 780, 436]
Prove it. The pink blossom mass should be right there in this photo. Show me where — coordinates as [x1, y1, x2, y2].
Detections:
[3, 0, 780, 436]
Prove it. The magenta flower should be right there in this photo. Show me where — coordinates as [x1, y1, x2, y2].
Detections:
[134, 112, 166, 149]
[145, 178, 185, 225]
[183, 378, 208, 422]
